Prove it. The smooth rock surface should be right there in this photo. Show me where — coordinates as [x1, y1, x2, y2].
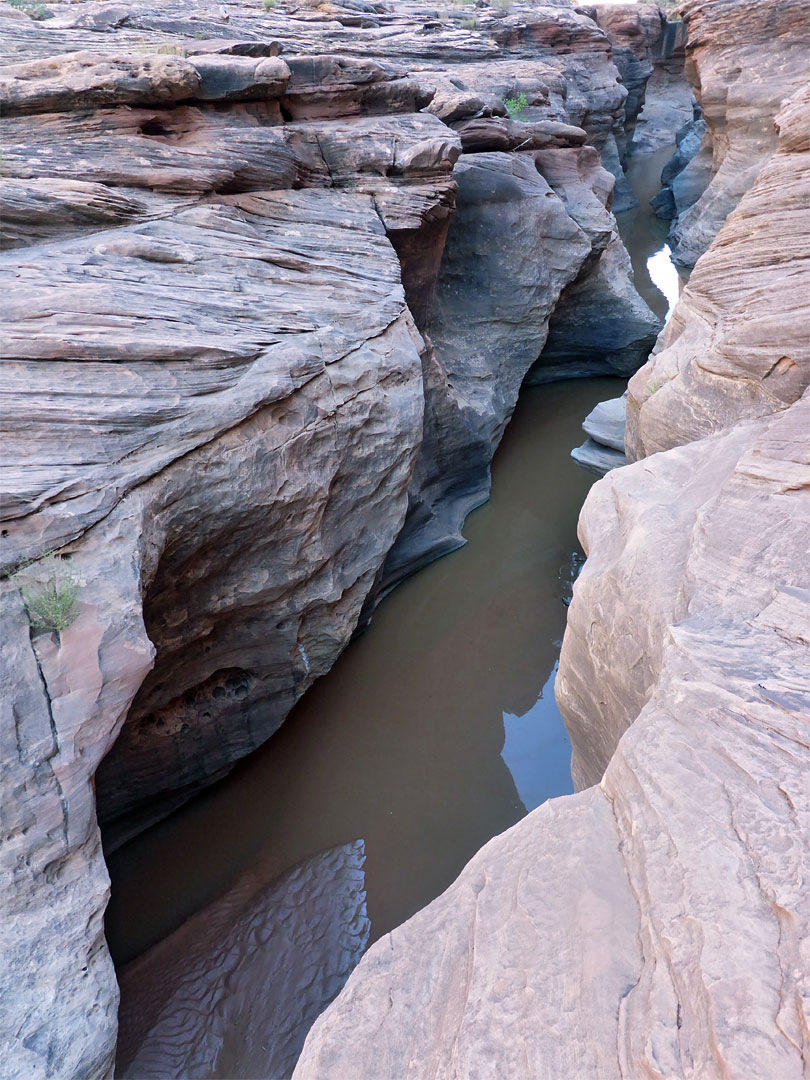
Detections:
[570, 437, 626, 475]
[382, 146, 607, 586]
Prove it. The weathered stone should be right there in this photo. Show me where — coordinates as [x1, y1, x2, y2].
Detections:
[582, 392, 626, 451]
[650, 103, 709, 220]
[627, 85, 810, 460]
[669, 0, 810, 265]
[570, 436, 626, 474]
[0, 3, 672, 1074]
[0, 50, 201, 114]
[0, 189, 425, 1075]
[571, 392, 628, 476]
[190, 53, 290, 102]
[381, 149, 593, 586]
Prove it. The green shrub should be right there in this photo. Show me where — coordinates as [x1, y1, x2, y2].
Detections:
[262, 0, 277, 10]
[7, 0, 52, 20]
[18, 555, 81, 636]
[504, 91, 528, 118]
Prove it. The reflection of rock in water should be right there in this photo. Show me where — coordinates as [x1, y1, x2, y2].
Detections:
[116, 840, 369, 1080]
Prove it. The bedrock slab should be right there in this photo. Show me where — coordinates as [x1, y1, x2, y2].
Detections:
[295, 388, 810, 1080]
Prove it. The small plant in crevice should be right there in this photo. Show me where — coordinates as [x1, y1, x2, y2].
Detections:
[262, 0, 277, 10]
[646, 378, 662, 395]
[7, 0, 52, 19]
[504, 91, 528, 118]
[17, 554, 82, 637]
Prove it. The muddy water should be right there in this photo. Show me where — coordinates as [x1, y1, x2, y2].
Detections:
[617, 144, 689, 322]
[107, 376, 622, 1076]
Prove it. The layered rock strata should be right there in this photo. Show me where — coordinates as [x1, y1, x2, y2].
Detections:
[383, 143, 658, 587]
[627, 85, 810, 460]
[668, 0, 810, 266]
[293, 79, 810, 1080]
[0, 1, 670, 1073]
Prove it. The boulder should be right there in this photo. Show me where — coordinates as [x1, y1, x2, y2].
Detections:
[0, 50, 201, 114]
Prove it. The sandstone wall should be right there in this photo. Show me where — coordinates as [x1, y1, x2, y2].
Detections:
[669, 0, 810, 265]
[627, 84, 810, 460]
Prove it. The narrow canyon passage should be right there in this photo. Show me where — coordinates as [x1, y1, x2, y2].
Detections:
[105, 153, 681, 1079]
[107, 376, 616, 1076]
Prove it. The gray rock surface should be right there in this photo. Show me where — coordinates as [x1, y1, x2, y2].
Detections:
[571, 393, 628, 476]
[570, 437, 626, 475]
[650, 103, 709, 220]
[382, 145, 630, 586]
[583, 393, 626, 451]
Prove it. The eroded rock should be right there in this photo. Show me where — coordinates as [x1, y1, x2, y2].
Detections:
[669, 0, 810, 265]
[627, 85, 810, 459]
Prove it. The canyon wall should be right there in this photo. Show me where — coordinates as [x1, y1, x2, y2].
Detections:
[665, 0, 810, 266]
[0, 1, 666, 1074]
[293, 13, 810, 1079]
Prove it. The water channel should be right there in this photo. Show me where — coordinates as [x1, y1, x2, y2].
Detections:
[106, 147, 682, 1079]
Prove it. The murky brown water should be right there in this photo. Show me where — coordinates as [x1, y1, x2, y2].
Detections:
[107, 376, 622, 969]
[106, 376, 625, 1076]
[617, 144, 689, 322]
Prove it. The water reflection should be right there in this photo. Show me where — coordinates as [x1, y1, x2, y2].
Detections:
[501, 662, 574, 813]
[617, 145, 689, 324]
[647, 243, 681, 322]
